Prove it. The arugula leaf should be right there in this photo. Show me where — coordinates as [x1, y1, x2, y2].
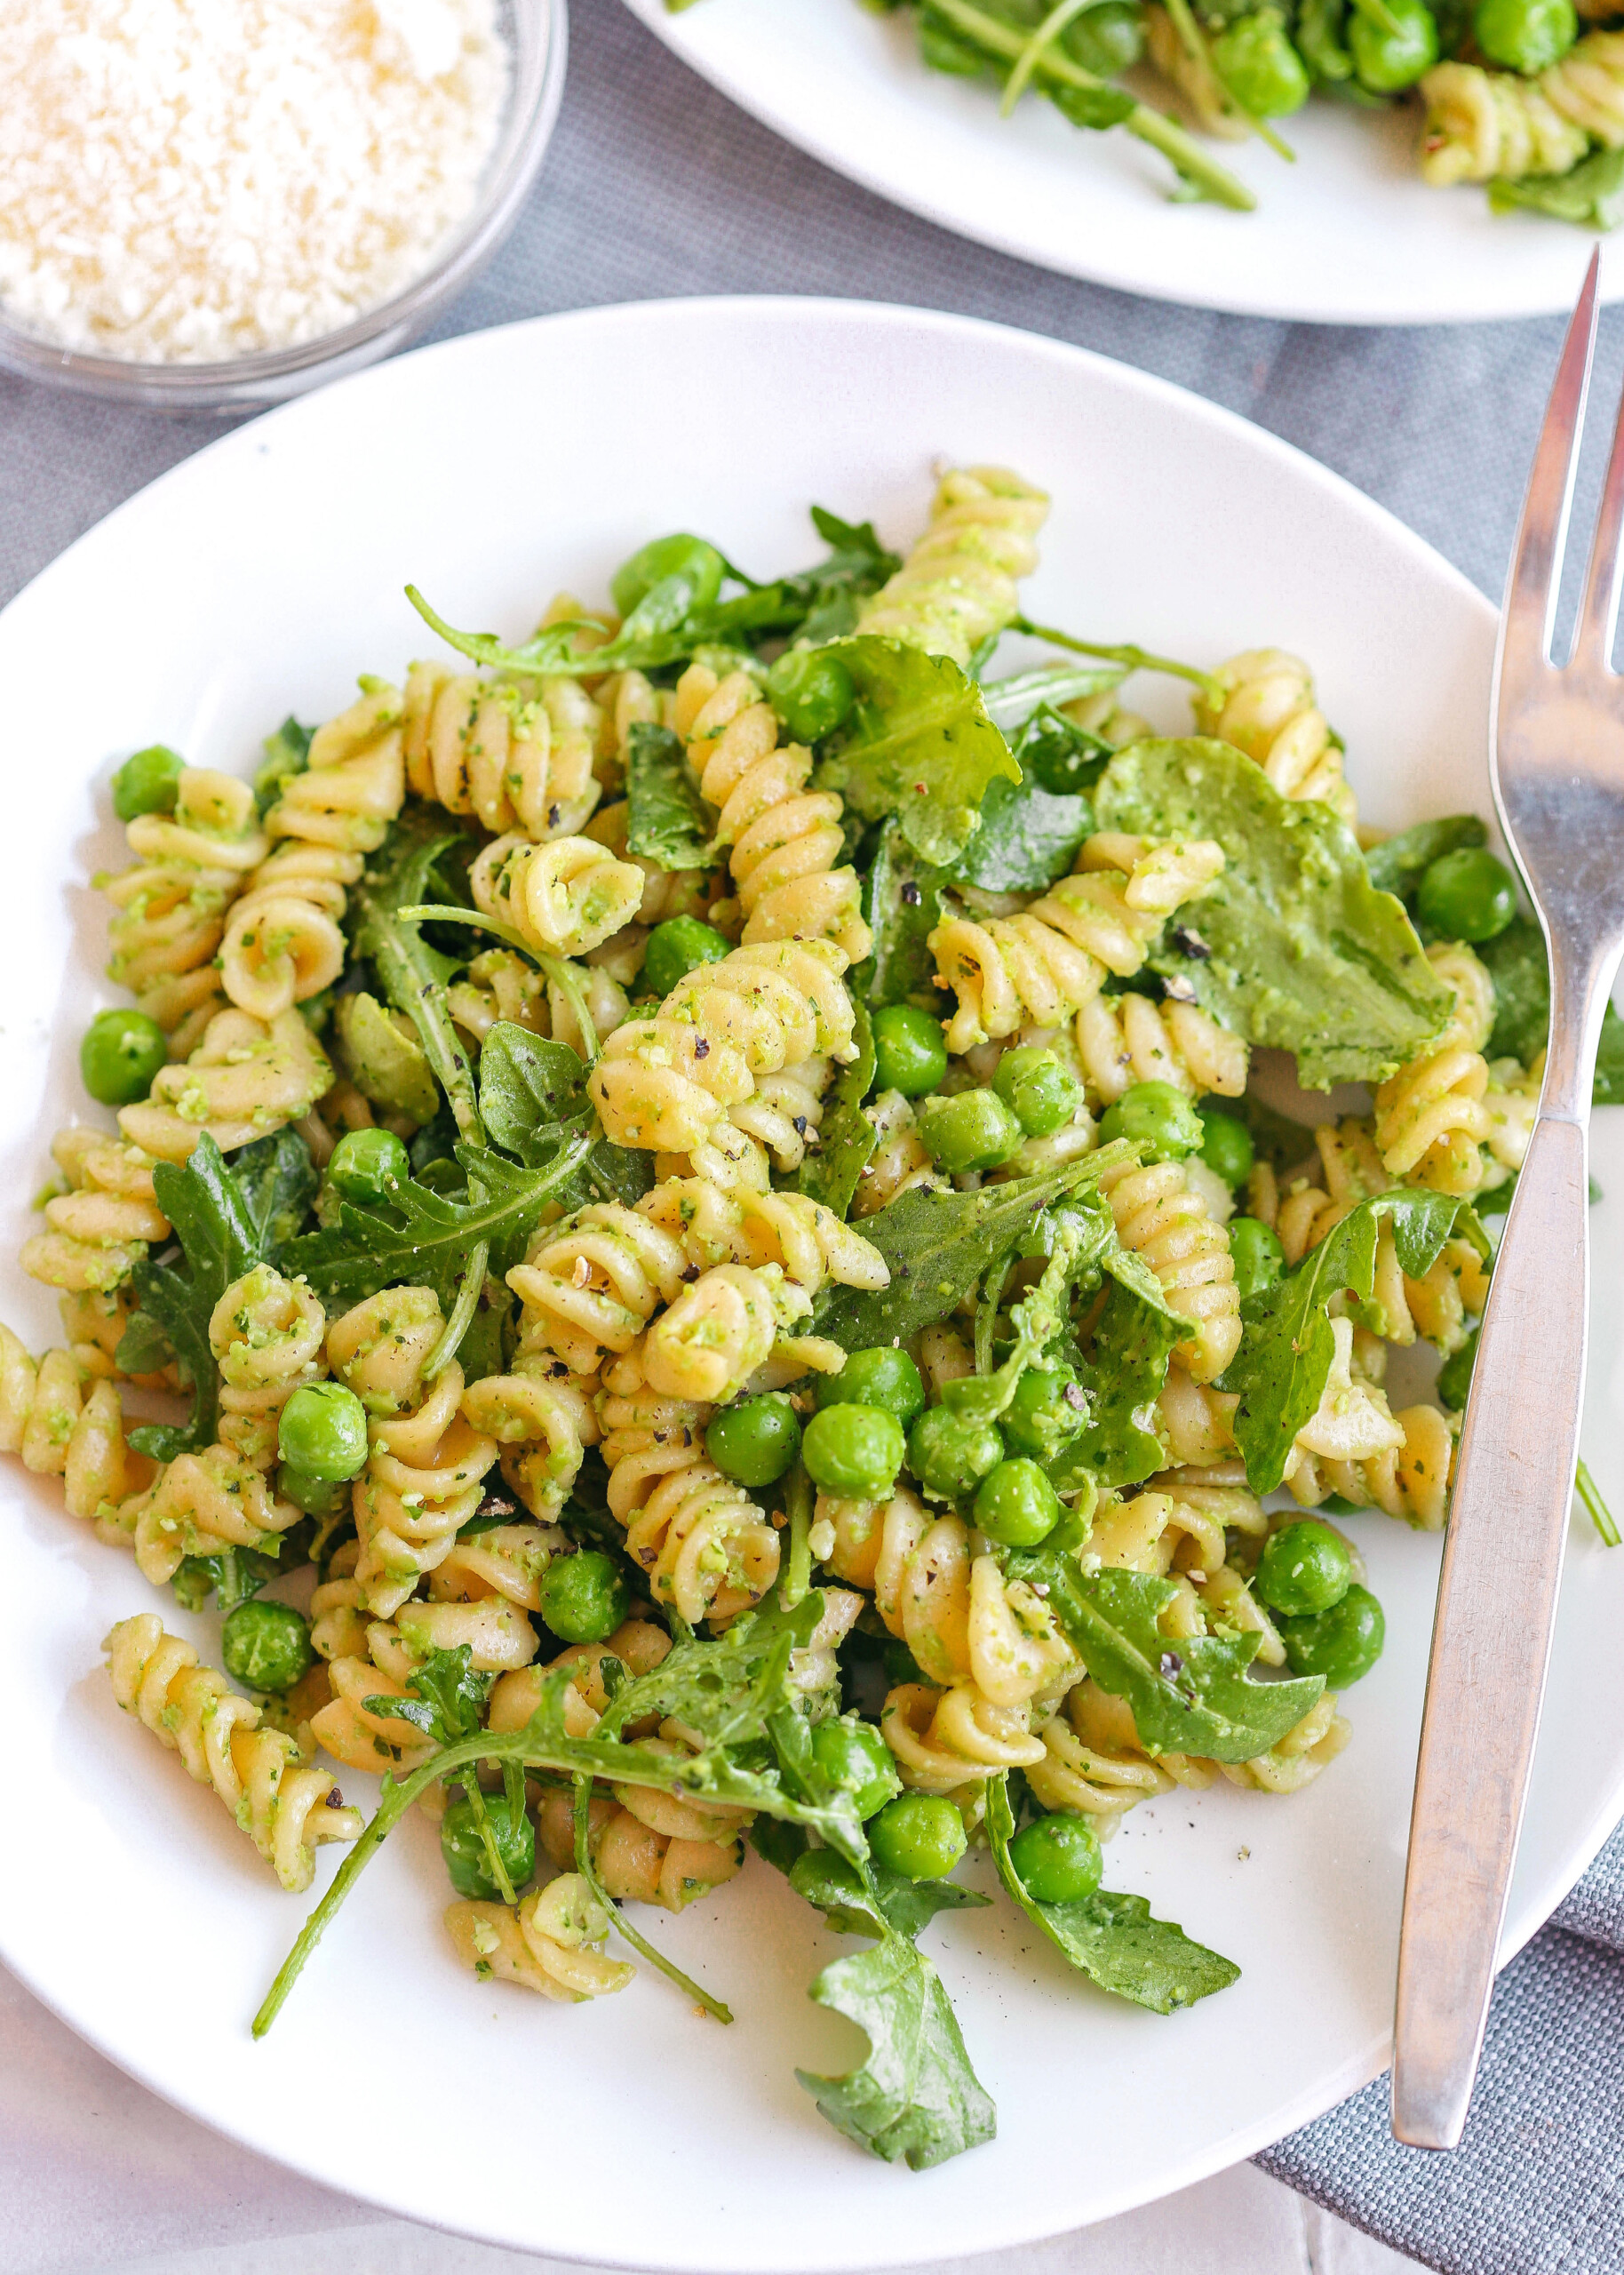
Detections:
[1010, 1552, 1324, 1762]
[626, 721, 715, 871]
[1436, 1322, 1477, 1412]
[862, 821, 951, 1013]
[986, 1776, 1238, 2012]
[363, 1645, 492, 1745]
[227, 1128, 319, 1257]
[980, 671, 1124, 737]
[1217, 1188, 1478, 1494]
[124, 1135, 262, 1460]
[1490, 146, 1624, 230]
[954, 769, 1096, 894]
[171, 1543, 284, 1616]
[810, 1145, 1134, 1351]
[254, 715, 314, 816]
[800, 1001, 877, 1219]
[1363, 815, 1486, 905]
[773, 1845, 996, 2169]
[277, 1132, 593, 1313]
[940, 1200, 1111, 1428]
[1058, 1275, 1191, 1489]
[477, 1023, 589, 1163]
[1095, 738, 1453, 1088]
[815, 635, 1022, 867]
[349, 805, 482, 1142]
[1479, 915, 1624, 1104]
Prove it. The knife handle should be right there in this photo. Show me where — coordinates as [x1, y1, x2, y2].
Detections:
[1391, 1110, 1589, 2149]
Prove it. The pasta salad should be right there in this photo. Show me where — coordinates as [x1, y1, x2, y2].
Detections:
[3, 467, 1598, 2170]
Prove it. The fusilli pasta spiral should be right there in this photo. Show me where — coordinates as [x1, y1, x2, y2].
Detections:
[1373, 942, 1494, 1194]
[1076, 991, 1247, 1104]
[856, 467, 1049, 667]
[352, 1361, 501, 1617]
[117, 1007, 332, 1165]
[209, 1263, 326, 1468]
[1191, 650, 1357, 826]
[852, 1090, 945, 1218]
[446, 1877, 634, 2000]
[21, 1130, 169, 1295]
[1096, 1153, 1243, 1382]
[0, 1328, 138, 1524]
[403, 663, 601, 841]
[635, 1177, 888, 1298]
[1419, 38, 1624, 185]
[468, 832, 644, 961]
[446, 947, 628, 1058]
[506, 1202, 690, 1378]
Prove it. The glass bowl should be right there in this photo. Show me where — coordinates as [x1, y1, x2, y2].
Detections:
[0, 0, 564, 413]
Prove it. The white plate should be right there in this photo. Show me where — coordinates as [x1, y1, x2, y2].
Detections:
[1, 298, 1620, 2271]
[624, 0, 1624, 323]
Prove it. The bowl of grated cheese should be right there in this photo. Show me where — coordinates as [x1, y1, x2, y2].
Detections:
[0, 0, 563, 410]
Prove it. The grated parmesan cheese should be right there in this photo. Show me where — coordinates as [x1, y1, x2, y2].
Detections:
[0, 0, 508, 364]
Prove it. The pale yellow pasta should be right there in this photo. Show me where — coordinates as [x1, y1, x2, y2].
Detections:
[635, 1177, 888, 1298]
[353, 1362, 501, 1616]
[117, 1007, 332, 1164]
[469, 831, 643, 960]
[130, 1440, 302, 1587]
[208, 1263, 326, 1467]
[100, 768, 267, 1056]
[0, 1327, 139, 1524]
[1214, 1694, 1351, 1794]
[506, 1202, 689, 1377]
[1289, 1400, 1456, 1531]
[1420, 46, 1611, 184]
[220, 686, 405, 1020]
[880, 1680, 1047, 1793]
[403, 662, 601, 841]
[856, 466, 1049, 667]
[446, 1878, 634, 2000]
[1192, 649, 1357, 826]
[852, 1090, 944, 1218]
[537, 1783, 746, 1913]
[1076, 993, 1248, 1104]
[1096, 1153, 1242, 1382]
[461, 1366, 598, 1521]
[104, 1614, 361, 1891]
[1374, 943, 1495, 1194]
[328, 1285, 450, 1415]
[445, 946, 628, 1058]
[21, 1130, 169, 1295]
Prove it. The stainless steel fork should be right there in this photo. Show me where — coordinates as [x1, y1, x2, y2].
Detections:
[1392, 251, 1624, 2149]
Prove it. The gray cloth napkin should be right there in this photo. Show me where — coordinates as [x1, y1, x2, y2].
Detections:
[2, 0, 1620, 2267]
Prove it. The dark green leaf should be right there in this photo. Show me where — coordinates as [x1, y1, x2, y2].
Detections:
[477, 1023, 590, 1166]
[1480, 915, 1624, 1104]
[1436, 1322, 1478, 1411]
[980, 679, 1121, 748]
[810, 1145, 1134, 1351]
[349, 805, 482, 1142]
[1363, 815, 1486, 904]
[254, 716, 313, 817]
[1057, 1276, 1190, 1489]
[115, 1309, 174, 1376]
[1011, 1553, 1324, 1762]
[861, 821, 951, 1013]
[365, 1645, 492, 1745]
[789, 1848, 991, 1942]
[625, 721, 715, 871]
[816, 636, 1022, 867]
[171, 1543, 284, 1616]
[128, 1134, 263, 1461]
[1490, 146, 1624, 230]
[800, 1001, 878, 1219]
[986, 1776, 1238, 2011]
[1217, 1188, 1476, 1494]
[953, 769, 1095, 894]
[228, 1128, 319, 1257]
[1095, 738, 1453, 1088]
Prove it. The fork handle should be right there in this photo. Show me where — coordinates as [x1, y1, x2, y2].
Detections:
[1391, 1107, 1589, 2148]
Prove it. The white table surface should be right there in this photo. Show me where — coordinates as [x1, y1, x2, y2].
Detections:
[3, 1963, 1421, 2275]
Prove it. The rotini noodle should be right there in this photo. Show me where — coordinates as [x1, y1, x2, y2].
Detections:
[1096, 1153, 1242, 1382]
[1374, 942, 1495, 1194]
[117, 1007, 332, 1165]
[1076, 991, 1247, 1104]
[856, 466, 1049, 667]
[1192, 650, 1357, 826]
[469, 831, 644, 961]
[403, 662, 601, 841]
[446, 1877, 634, 1999]
[21, 1130, 169, 1295]
[1419, 40, 1624, 185]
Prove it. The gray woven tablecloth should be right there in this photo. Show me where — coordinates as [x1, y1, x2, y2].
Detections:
[4, 0, 1624, 2266]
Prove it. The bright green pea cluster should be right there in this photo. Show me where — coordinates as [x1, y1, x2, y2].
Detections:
[1253, 1520, 1385, 1687]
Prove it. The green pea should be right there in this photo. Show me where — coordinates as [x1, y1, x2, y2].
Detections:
[816, 1346, 926, 1429]
[917, 1089, 1023, 1174]
[907, 1406, 1005, 1500]
[609, 534, 725, 619]
[974, 1457, 1063, 1547]
[1211, 6, 1311, 112]
[1348, 0, 1437, 91]
[869, 1792, 967, 1881]
[220, 1599, 314, 1694]
[1229, 1217, 1285, 1305]
[278, 1383, 369, 1482]
[1198, 1106, 1254, 1189]
[1007, 1810, 1103, 1904]
[871, 1005, 949, 1100]
[1474, 0, 1575, 68]
[111, 744, 184, 822]
[1001, 1364, 1088, 1461]
[1098, 1079, 1203, 1164]
[642, 916, 731, 1001]
[766, 648, 857, 743]
[1254, 1520, 1354, 1617]
[537, 1549, 629, 1644]
[328, 1126, 410, 1204]
[80, 1009, 168, 1106]
[993, 1045, 1084, 1138]
[1279, 1584, 1384, 1688]
[1061, 0, 1144, 73]
[441, 1792, 537, 1903]
[802, 1404, 906, 1500]
[275, 1463, 351, 1518]
[1415, 848, 1518, 945]
[706, 1394, 801, 1488]
[810, 1717, 900, 1819]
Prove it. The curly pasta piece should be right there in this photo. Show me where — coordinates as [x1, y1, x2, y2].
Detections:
[100, 768, 268, 1056]
[1096, 1154, 1242, 1382]
[131, 1439, 303, 1586]
[856, 466, 1049, 667]
[1025, 1708, 1174, 1834]
[881, 1680, 1047, 1793]
[220, 686, 405, 1020]
[447, 1878, 635, 2000]
[469, 831, 643, 961]
[583, 794, 719, 941]
[590, 938, 855, 1187]
[1192, 650, 1357, 826]
[641, 1262, 812, 1409]
[0, 1328, 140, 1522]
[1374, 943, 1494, 1194]
[673, 663, 869, 963]
[507, 1202, 689, 1377]
[209, 1263, 326, 1467]
[536, 1778, 747, 1913]
[1214, 1693, 1351, 1794]
[21, 1129, 169, 1294]
[403, 663, 601, 841]
[1289, 1398, 1456, 1531]
[928, 835, 1223, 1055]
[311, 1582, 540, 1773]
[353, 1361, 501, 1616]
[104, 1614, 361, 1890]
[461, 1365, 598, 1521]
[1076, 992, 1247, 1104]
[853, 1090, 944, 1218]
[1156, 1369, 1239, 1469]
[1419, 48, 1608, 184]
[117, 1007, 332, 1165]
[446, 947, 628, 1058]
[636, 1177, 888, 1297]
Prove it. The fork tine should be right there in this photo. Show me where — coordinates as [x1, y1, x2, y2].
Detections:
[1503, 250, 1600, 674]
[1576, 304, 1624, 678]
